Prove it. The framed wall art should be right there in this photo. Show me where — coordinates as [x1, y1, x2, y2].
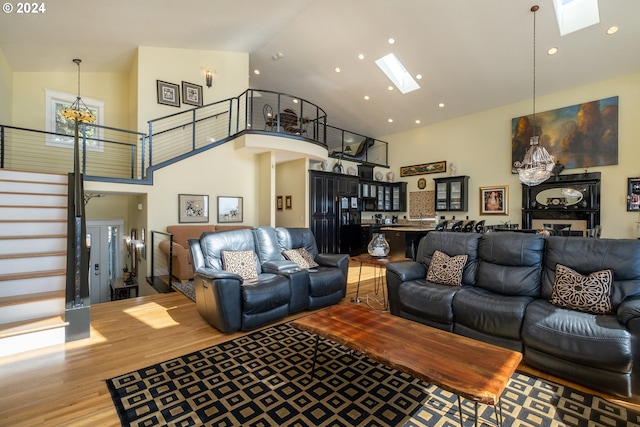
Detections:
[285, 195, 292, 209]
[480, 185, 508, 215]
[182, 81, 203, 107]
[157, 80, 180, 107]
[277, 195, 283, 211]
[218, 196, 243, 223]
[628, 178, 640, 211]
[178, 194, 209, 223]
[400, 161, 446, 177]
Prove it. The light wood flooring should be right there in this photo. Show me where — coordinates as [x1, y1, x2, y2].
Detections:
[0, 260, 638, 426]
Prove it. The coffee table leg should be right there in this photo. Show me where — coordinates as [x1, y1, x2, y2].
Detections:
[493, 399, 503, 427]
[457, 395, 464, 427]
[352, 262, 363, 303]
[310, 335, 320, 379]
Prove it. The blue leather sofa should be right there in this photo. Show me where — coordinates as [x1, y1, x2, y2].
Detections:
[386, 231, 640, 398]
[188, 227, 348, 333]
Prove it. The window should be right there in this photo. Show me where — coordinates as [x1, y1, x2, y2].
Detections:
[45, 89, 104, 151]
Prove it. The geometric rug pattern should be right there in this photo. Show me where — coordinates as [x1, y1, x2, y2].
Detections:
[106, 322, 640, 427]
[171, 280, 195, 302]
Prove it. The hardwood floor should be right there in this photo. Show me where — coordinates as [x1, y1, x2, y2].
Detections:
[0, 260, 637, 426]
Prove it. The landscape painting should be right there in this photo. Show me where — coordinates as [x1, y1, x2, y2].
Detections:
[511, 96, 618, 170]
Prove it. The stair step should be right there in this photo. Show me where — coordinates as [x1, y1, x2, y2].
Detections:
[0, 255, 66, 275]
[0, 273, 65, 297]
[0, 206, 67, 221]
[0, 220, 66, 236]
[0, 250, 66, 260]
[0, 169, 68, 183]
[0, 193, 67, 206]
[0, 290, 62, 306]
[0, 269, 66, 282]
[0, 234, 66, 240]
[0, 316, 68, 339]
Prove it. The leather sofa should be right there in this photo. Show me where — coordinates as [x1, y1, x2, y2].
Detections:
[188, 227, 348, 333]
[158, 224, 252, 281]
[386, 231, 640, 398]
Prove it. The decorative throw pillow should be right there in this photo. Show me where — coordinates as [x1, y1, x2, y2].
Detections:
[282, 248, 319, 269]
[221, 250, 258, 280]
[550, 264, 613, 314]
[426, 250, 468, 286]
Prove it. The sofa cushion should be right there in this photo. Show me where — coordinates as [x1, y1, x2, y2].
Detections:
[221, 250, 258, 280]
[550, 264, 612, 314]
[399, 280, 458, 325]
[523, 299, 632, 373]
[283, 248, 319, 269]
[418, 232, 481, 287]
[476, 232, 544, 297]
[426, 250, 467, 286]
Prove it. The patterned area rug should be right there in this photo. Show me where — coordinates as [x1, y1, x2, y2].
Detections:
[172, 280, 195, 302]
[106, 322, 640, 427]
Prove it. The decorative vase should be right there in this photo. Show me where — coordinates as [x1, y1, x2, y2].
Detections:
[367, 233, 390, 258]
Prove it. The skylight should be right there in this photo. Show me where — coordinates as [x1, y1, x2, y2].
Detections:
[553, 0, 600, 36]
[375, 53, 420, 94]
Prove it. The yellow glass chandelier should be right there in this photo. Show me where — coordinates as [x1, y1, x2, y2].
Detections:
[60, 59, 96, 124]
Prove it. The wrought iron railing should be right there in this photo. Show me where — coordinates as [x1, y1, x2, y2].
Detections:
[0, 89, 388, 183]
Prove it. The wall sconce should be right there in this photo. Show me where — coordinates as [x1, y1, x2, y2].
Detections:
[205, 70, 213, 88]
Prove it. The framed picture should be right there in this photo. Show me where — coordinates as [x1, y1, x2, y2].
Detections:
[182, 81, 203, 107]
[480, 185, 509, 215]
[277, 195, 283, 211]
[218, 196, 243, 223]
[178, 194, 209, 223]
[285, 195, 292, 209]
[628, 178, 640, 211]
[157, 80, 180, 107]
[400, 161, 446, 177]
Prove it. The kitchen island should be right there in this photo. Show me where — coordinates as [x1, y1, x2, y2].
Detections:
[381, 224, 435, 260]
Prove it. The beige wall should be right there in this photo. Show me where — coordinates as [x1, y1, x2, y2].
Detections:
[0, 48, 11, 124]
[135, 47, 248, 132]
[385, 72, 640, 239]
[276, 158, 309, 228]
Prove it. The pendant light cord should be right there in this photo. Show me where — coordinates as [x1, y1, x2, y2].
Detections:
[532, 5, 538, 139]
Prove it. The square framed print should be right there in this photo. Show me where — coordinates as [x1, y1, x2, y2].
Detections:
[182, 81, 203, 107]
[480, 185, 508, 215]
[178, 194, 209, 223]
[218, 196, 243, 223]
[628, 178, 640, 211]
[157, 80, 180, 107]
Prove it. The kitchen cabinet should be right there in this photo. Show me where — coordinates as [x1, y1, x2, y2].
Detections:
[434, 176, 469, 212]
[360, 180, 407, 212]
[309, 171, 338, 253]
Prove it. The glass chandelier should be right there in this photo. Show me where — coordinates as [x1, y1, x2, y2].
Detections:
[513, 5, 555, 187]
[61, 59, 96, 124]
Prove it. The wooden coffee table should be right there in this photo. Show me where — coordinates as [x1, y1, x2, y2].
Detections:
[292, 304, 522, 426]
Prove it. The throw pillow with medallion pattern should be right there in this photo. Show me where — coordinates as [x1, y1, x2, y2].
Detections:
[282, 248, 319, 269]
[221, 250, 258, 280]
[426, 250, 468, 286]
[550, 264, 612, 314]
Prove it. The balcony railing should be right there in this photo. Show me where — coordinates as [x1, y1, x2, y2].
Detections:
[1, 89, 388, 183]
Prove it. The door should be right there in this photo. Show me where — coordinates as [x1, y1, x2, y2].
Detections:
[87, 226, 110, 303]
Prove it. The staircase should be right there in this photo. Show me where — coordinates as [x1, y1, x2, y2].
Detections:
[0, 169, 69, 357]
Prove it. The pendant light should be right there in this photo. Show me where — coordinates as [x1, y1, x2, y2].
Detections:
[61, 59, 96, 124]
[513, 5, 555, 186]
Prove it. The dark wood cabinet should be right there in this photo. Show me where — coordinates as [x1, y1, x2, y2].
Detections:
[434, 176, 469, 212]
[310, 171, 338, 253]
[359, 180, 407, 212]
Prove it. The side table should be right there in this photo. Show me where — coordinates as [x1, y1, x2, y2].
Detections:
[350, 254, 410, 310]
[110, 278, 139, 301]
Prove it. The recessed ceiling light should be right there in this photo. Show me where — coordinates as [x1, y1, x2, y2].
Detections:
[376, 53, 420, 94]
[388, 118, 394, 123]
[254, 69, 260, 75]
[358, 53, 365, 60]
[606, 26, 619, 35]
[292, 99, 299, 104]
[388, 86, 394, 91]
[364, 95, 370, 100]
[415, 120, 421, 124]
[388, 38, 395, 45]
[547, 47, 559, 55]
[335, 67, 341, 73]
[415, 74, 423, 80]
[438, 103, 445, 108]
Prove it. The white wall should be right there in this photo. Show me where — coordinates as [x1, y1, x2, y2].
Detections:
[385, 72, 640, 238]
[0, 48, 12, 124]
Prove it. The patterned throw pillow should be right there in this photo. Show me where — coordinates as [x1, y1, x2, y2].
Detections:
[426, 250, 468, 286]
[282, 248, 319, 269]
[221, 250, 258, 280]
[550, 264, 613, 314]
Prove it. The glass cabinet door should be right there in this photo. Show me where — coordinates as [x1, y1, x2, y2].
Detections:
[436, 182, 448, 210]
[449, 181, 461, 210]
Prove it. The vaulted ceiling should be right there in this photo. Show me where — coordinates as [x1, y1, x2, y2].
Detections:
[1, 0, 639, 138]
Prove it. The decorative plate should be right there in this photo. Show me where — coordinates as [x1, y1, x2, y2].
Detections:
[418, 178, 427, 189]
[347, 166, 357, 176]
[375, 171, 384, 181]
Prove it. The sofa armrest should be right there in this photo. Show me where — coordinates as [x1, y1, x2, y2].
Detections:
[387, 261, 427, 283]
[617, 295, 640, 326]
[316, 253, 349, 269]
[195, 267, 244, 282]
[193, 271, 243, 333]
[262, 260, 299, 274]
